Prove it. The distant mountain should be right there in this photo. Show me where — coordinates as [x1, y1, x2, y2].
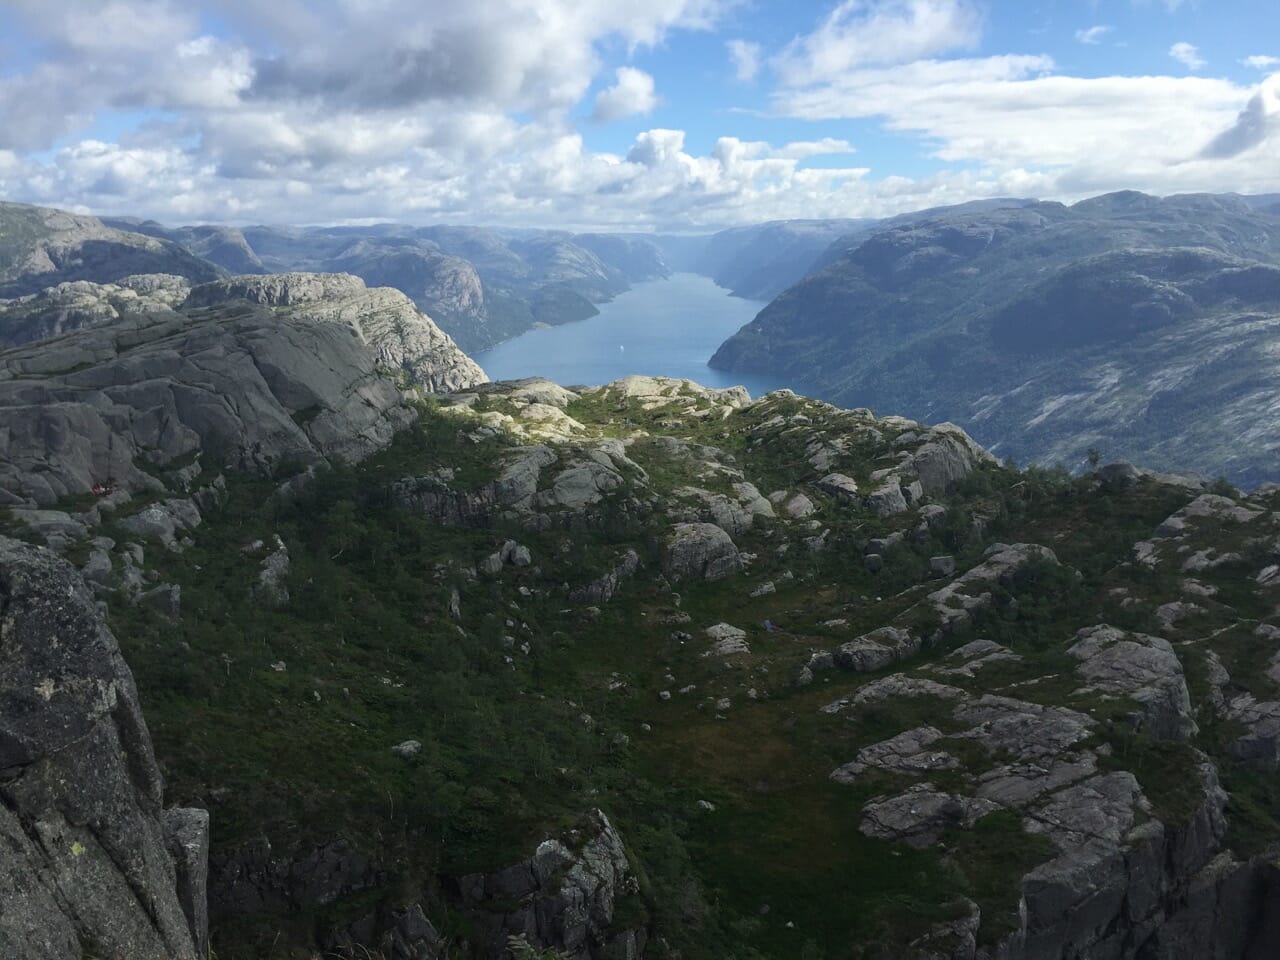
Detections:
[181, 223, 675, 353]
[695, 219, 869, 301]
[102, 218, 266, 275]
[571, 233, 670, 283]
[711, 191, 1280, 486]
[0, 202, 222, 299]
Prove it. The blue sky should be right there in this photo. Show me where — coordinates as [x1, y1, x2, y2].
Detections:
[0, 0, 1276, 229]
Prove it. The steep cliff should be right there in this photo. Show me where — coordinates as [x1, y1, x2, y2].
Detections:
[0, 537, 207, 960]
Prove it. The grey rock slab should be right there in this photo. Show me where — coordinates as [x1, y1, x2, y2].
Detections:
[1023, 771, 1150, 852]
[834, 626, 921, 673]
[860, 783, 1001, 848]
[0, 537, 199, 959]
[952, 695, 1095, 761]
[1067, 624, 1197, 740]
[831, 726, 959, 783]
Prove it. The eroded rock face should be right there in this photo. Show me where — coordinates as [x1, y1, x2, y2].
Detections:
[458, 810, 644, 960]
[185, 272, 486, 393]
[0, 303, 419, 506]
[0, 274, 193, 348]
[0, 537, 206, 959]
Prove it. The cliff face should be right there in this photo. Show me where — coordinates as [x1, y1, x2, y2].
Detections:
[0, 537, 207, 960]
[184, 272, 487, 392]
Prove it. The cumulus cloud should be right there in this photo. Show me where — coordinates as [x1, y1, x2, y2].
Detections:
[1169, 42, 1206, 71]
[1, 0, 1278, 229]
[727, 39, 762, 82]
[592, 68, 659, 122]
[1200, 74, 1280, 158]
[1244, 55, 1280, 70]
[773, 0, 983, 86]
[1075, 26, 1112, 45]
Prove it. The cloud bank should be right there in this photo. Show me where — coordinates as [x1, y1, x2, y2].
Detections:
[0, 0, 1276, 229]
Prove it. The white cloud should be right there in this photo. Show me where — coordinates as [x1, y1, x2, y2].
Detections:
[1200, 73, 1280, 158]
[592, 67, 659, 122]
[774, 0, 984, 86]
[1075, 26, 1112, 45]
[771, 52, 1280, 200]
[727, 39, 762, 82]
[1, 0, 1277, 231]
[1243, 55, 1280, 70]
[1169, 42, 1206, 71]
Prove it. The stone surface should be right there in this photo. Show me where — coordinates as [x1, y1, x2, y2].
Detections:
[663, 522, 744, 581]
[1067, 624, 1197, 741]
[0, 537, 201, 959]
[0, 299, 422, 506]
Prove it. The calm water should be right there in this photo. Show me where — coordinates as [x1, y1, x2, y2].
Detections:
[473, 273, 798, 399]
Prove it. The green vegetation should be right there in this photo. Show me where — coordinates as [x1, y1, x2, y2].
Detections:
[96, 386, 1280, 959]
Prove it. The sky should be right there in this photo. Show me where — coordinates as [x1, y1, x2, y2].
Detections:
[0, 0, 1276, 230]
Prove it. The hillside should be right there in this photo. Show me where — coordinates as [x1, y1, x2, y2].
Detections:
[3, 279, 1280, 958]
[224, 223, 668, 353]
[710, 192, 1280, 487]
[0, 201, 223, 300]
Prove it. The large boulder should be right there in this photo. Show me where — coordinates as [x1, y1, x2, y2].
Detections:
[0, 537, 205, 959]
[663, 522, 744, 581]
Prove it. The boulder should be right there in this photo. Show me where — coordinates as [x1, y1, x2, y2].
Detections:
[663, 523, 744, 581]
[833, 626, 921, 673]
[865, 481, 909, 516]
[1067, 624, 1198, 740]
[815, 473, 859, 499]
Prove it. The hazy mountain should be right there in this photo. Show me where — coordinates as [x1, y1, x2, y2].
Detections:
[190, 223, 673, 353]
[711, 191, 1280, 486]
[695, 218, 869, 300]
[102, 218, 267, 274]
[571, 233, 670, 283]
[0, 201, 223, 299]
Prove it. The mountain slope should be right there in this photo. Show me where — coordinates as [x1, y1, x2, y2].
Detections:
[4, 303, 1280, 958]
[711, 192, 1280, 486]
[102, 218, 267, 275]
[0, 202, 223, 299]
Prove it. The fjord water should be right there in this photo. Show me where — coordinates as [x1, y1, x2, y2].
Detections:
[473, 273, 795, 398]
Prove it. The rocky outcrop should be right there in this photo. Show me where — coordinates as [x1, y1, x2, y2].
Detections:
[457, 810, 645, 960]
[568, 549, 641, 604]
[185, 272, 486, 393]
[1067, 624, 1197, 741]
[0, 274, 192, 348]
[393, 435, 647, 532]
[0, 537, 206, 959]
[0, 300, 419, 506]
